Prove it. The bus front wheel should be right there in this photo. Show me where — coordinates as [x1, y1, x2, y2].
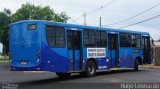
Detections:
[56, 73, 71, 78]
[85, 60, 96, 77]
[134, 59, 139, 71]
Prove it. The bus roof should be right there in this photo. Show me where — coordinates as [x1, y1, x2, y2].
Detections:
[10, 20, 150, 35]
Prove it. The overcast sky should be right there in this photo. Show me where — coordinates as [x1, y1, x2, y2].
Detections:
[0, 0, 160, 40]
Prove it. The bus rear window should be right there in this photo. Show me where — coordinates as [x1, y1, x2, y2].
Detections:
[28, 24, 37, 30]
[46, 25, 65, 48]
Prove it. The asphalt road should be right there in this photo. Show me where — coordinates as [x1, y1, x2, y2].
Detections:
[0, 62, 160, 89]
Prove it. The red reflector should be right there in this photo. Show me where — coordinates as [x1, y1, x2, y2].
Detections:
[37, 56, 40, 58]
[37, 50, 40, 58]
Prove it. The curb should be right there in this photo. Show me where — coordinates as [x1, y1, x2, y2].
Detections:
[23, 71, 46, 73]
[140, 65, 160, 70]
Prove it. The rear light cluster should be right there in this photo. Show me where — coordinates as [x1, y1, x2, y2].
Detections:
[37, 49, 41, 63]
[37, 51, 40, 59]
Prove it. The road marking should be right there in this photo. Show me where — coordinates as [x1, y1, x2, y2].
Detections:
[104, 78, 122, 83]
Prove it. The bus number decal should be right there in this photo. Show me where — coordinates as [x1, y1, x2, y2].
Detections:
[87, 48, 106, 58]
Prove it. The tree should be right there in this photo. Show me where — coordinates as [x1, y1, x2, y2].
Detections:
[0, 8, 11, 54]
[11, 3, 69, 22]
[0, 3, 70, 54]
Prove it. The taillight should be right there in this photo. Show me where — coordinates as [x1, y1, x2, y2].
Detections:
[37, 55, 40, 59]
[37, 50, 41, 63]
[37, 50, 40, 58]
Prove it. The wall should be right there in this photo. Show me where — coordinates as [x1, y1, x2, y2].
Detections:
[152, 46, 160, 66]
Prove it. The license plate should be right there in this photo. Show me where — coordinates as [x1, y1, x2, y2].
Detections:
[21, 61, 28, 65]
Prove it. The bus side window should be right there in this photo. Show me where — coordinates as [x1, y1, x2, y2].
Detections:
[131, 34, 141, 47]
[96, 31, 101, 47]
[67, 31, 73, 49]
[120, 33, 125, 47]
[55, 27, 65, 47]
[101, 31, 107, 47]
[120, 33, 131, 47]
[74, 32, 80, 49]
[96, 30, 106, 47]
[46, 25, 65, 48]
[46, 26, 55, 47]
[84, 29, 95, 47]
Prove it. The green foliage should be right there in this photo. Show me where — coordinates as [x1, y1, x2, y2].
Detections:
[0, 56, 9, 62]
[0, 8, 11, 54]
[11, 3, 69, 22]
[0, 3, 70, 54]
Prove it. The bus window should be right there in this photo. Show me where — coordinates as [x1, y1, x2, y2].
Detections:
[28, 24, 37, 30]
[131, 34, 141, 47]
[46, 26, 55, 47]
[67, 31, 73, 49]
[46, 25, 65, 48]
[84, 29, 95, 47]
[101, 31, 107, 47]
[67, 31, 81, 50]
[96, 31, 106, 47]
[96, 31, 101, 47]
[108, 34, 117, 50]
[74, 32, 80, 49]
[142, 36, 151, 64]
[55, 27, 65, 47]
[120, 33, 131, 47]
[136, 35, 141, 47]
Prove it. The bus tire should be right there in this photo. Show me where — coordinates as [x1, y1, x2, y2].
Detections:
[56, 73, 71, 78]
[134, 59, 139, 71]
[85, 60, 96, 77]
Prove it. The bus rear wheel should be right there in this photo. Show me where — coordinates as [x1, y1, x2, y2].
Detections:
[134, 59, 139, 71]
[56, 73, 71, 78]
[85, 60, 96, 77]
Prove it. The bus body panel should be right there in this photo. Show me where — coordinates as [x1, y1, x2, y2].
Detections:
[10, 21, 41, 67]
[40, 24, 68, 72]
[119, 48, 134, 67]
[41, 43, 68, 72]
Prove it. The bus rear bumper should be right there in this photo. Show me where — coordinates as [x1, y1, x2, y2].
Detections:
[10, 65, 42, 71]
[10, 64, 69, 73]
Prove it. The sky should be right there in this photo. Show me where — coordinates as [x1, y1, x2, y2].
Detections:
[0, 0, 160, 40]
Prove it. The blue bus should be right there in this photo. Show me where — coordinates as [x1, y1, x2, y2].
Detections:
[9, 20, 152, 77]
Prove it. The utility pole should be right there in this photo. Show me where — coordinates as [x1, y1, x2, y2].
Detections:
[99, 16, 102, 27]
[83, 13, 86, 25]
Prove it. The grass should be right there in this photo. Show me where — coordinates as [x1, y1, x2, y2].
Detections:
[0, 56, 9, 62]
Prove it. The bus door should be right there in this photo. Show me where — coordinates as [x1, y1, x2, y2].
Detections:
[108, 34, 119, 67]
[67, 30, 82, 71]
[142, 36, 151, 64]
